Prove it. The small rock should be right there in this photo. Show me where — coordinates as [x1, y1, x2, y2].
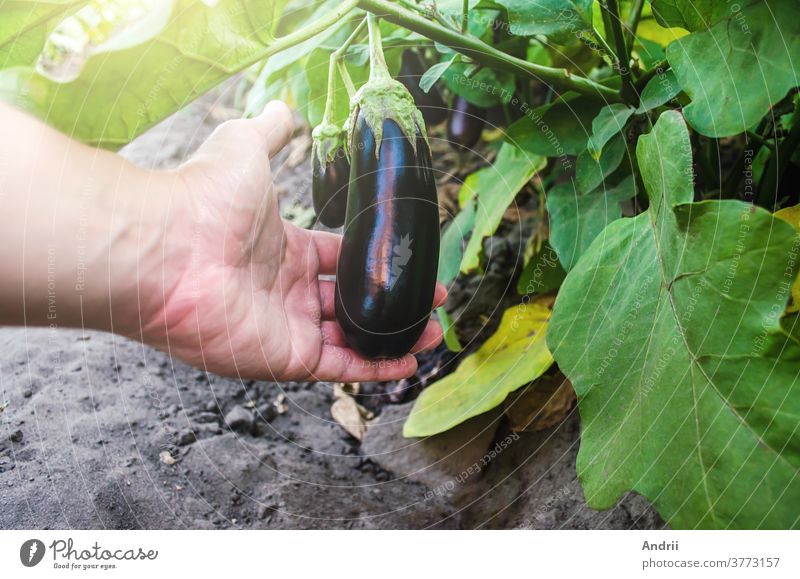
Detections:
[194, 412, 219, 424]
[159, 450, 178, 466]
[255, 403, 276, 423]
[224, 406, 254, 433]
[22, 389, 32, 399]
[204, 400, 219, 413]
[177, 430, 197, 447]
[9, 430, 23, 443]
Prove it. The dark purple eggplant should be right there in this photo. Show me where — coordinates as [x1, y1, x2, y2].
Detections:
[311, 124, 349, 228]
[335, 113, 439, 359]
[447, 96, 487, 151]
[334, 14, 440, 359]
[396, 50, 447, 127]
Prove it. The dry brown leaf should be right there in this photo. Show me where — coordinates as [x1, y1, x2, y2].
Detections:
[331, 396, 372, 441]
[504, 373, 576, 432]
[285, 133, 311, 168]
[333, 383, 359, 399]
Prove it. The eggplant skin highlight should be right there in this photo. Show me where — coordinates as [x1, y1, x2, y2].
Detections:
[335, 114, 440, 359]
[311, 146, 349, 228]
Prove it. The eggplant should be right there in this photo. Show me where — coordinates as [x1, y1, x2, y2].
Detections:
[396, 50, 448, 127]
[335, 112, 440, 359]
[311, 124, 349, 227]
[447, 96, 487, 151]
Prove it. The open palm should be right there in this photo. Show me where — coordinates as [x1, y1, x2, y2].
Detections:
[142, 102, 444, 381]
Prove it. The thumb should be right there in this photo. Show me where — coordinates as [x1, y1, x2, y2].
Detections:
[249, 100, 294, 158]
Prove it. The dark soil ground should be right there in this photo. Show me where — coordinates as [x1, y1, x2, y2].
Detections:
[0, 87, 665, 530]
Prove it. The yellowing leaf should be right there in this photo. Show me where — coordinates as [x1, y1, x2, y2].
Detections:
[404, 296, 554, 437]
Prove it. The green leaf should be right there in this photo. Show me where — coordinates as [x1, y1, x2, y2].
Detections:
[667, 0, 800, 137]
[587, 103, 635, 160]
[438, 201, 477, 286]
[0, 0, 290, 149]
[0, 0, 89, 68]
[517, 240, 566, 296]
[636, 69, 681, 113]
[405, 298, 554, 437]
[419, 55, 455, 94]
[496, 0, 593, 43]
[548, 110, 800, 529]
[506, 96, 605, 157]
[547, 174, 637, 271]
[650, 0, 737, 31]
[443, 60, 515, 107]
[575, 131, 629, 193]
[437, 307, 463, 353]
[460, 143, 545, 273]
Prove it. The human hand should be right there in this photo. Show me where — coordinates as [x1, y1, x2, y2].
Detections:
[141, 101, 446, 381]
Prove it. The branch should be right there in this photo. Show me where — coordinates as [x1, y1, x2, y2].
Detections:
[602, 0, 636, 105]
[355, 0, 620, 102]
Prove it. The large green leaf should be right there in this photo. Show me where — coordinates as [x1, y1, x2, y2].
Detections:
[547, 174, 636, 271]
[650, 0, 739, 32]
[505, 96, 604, 157]
[496, 0, 593, 43]
[548, 110, 800, 529]
[0, 0, 89, 68]
[0, 0, 295, 149]
[667, 0, 800, 137]
[405, 297, 554, 437]
[460, 143, 545, 273]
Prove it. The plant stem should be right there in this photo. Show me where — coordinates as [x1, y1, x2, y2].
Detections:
[322, 18, 368, 123]
[367, 12, 391, 82]
[461, 0, 468, 33]
[602, 0, 636, 105]
[624, 0, 645, 49]
[589, 26, 619, 66]
[634, 58, 669, 91]
[758, 112, 800, 209]
[267, 0, 360, 58]
[356, 0, 620, 101]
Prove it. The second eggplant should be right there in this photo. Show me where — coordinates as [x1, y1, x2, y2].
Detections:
[447, 96, 487, 151]
[311, 124, 349, 227]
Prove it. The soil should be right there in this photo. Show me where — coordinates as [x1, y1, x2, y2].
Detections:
[0, 86, 665, 530]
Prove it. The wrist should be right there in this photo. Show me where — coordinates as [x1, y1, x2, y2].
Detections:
[109, 167, 192, 342]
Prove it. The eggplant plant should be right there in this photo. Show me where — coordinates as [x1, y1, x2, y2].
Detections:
[3, 0, 800, 530]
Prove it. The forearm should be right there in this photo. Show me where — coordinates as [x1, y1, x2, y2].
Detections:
[0, 102, 184, 336]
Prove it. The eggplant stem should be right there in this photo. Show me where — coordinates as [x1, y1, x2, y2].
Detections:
[367, 12, 392, 82]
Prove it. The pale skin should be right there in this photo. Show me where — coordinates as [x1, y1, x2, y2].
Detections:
[0, 100, 445, 382]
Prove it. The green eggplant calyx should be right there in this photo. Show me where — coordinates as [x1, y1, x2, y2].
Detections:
[348, 77, 428, 159]
[312, 122, 346, 166]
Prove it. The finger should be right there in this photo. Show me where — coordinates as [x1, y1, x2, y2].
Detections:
[319, 280, 336, 320]
[311, 230, 342, 275]
[320, 320, 347, 348]
[411, 320, 443, 354]
[250, 100, 294, 158]
[433, 282, 448, 308]
[312, 346, 418, 383]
